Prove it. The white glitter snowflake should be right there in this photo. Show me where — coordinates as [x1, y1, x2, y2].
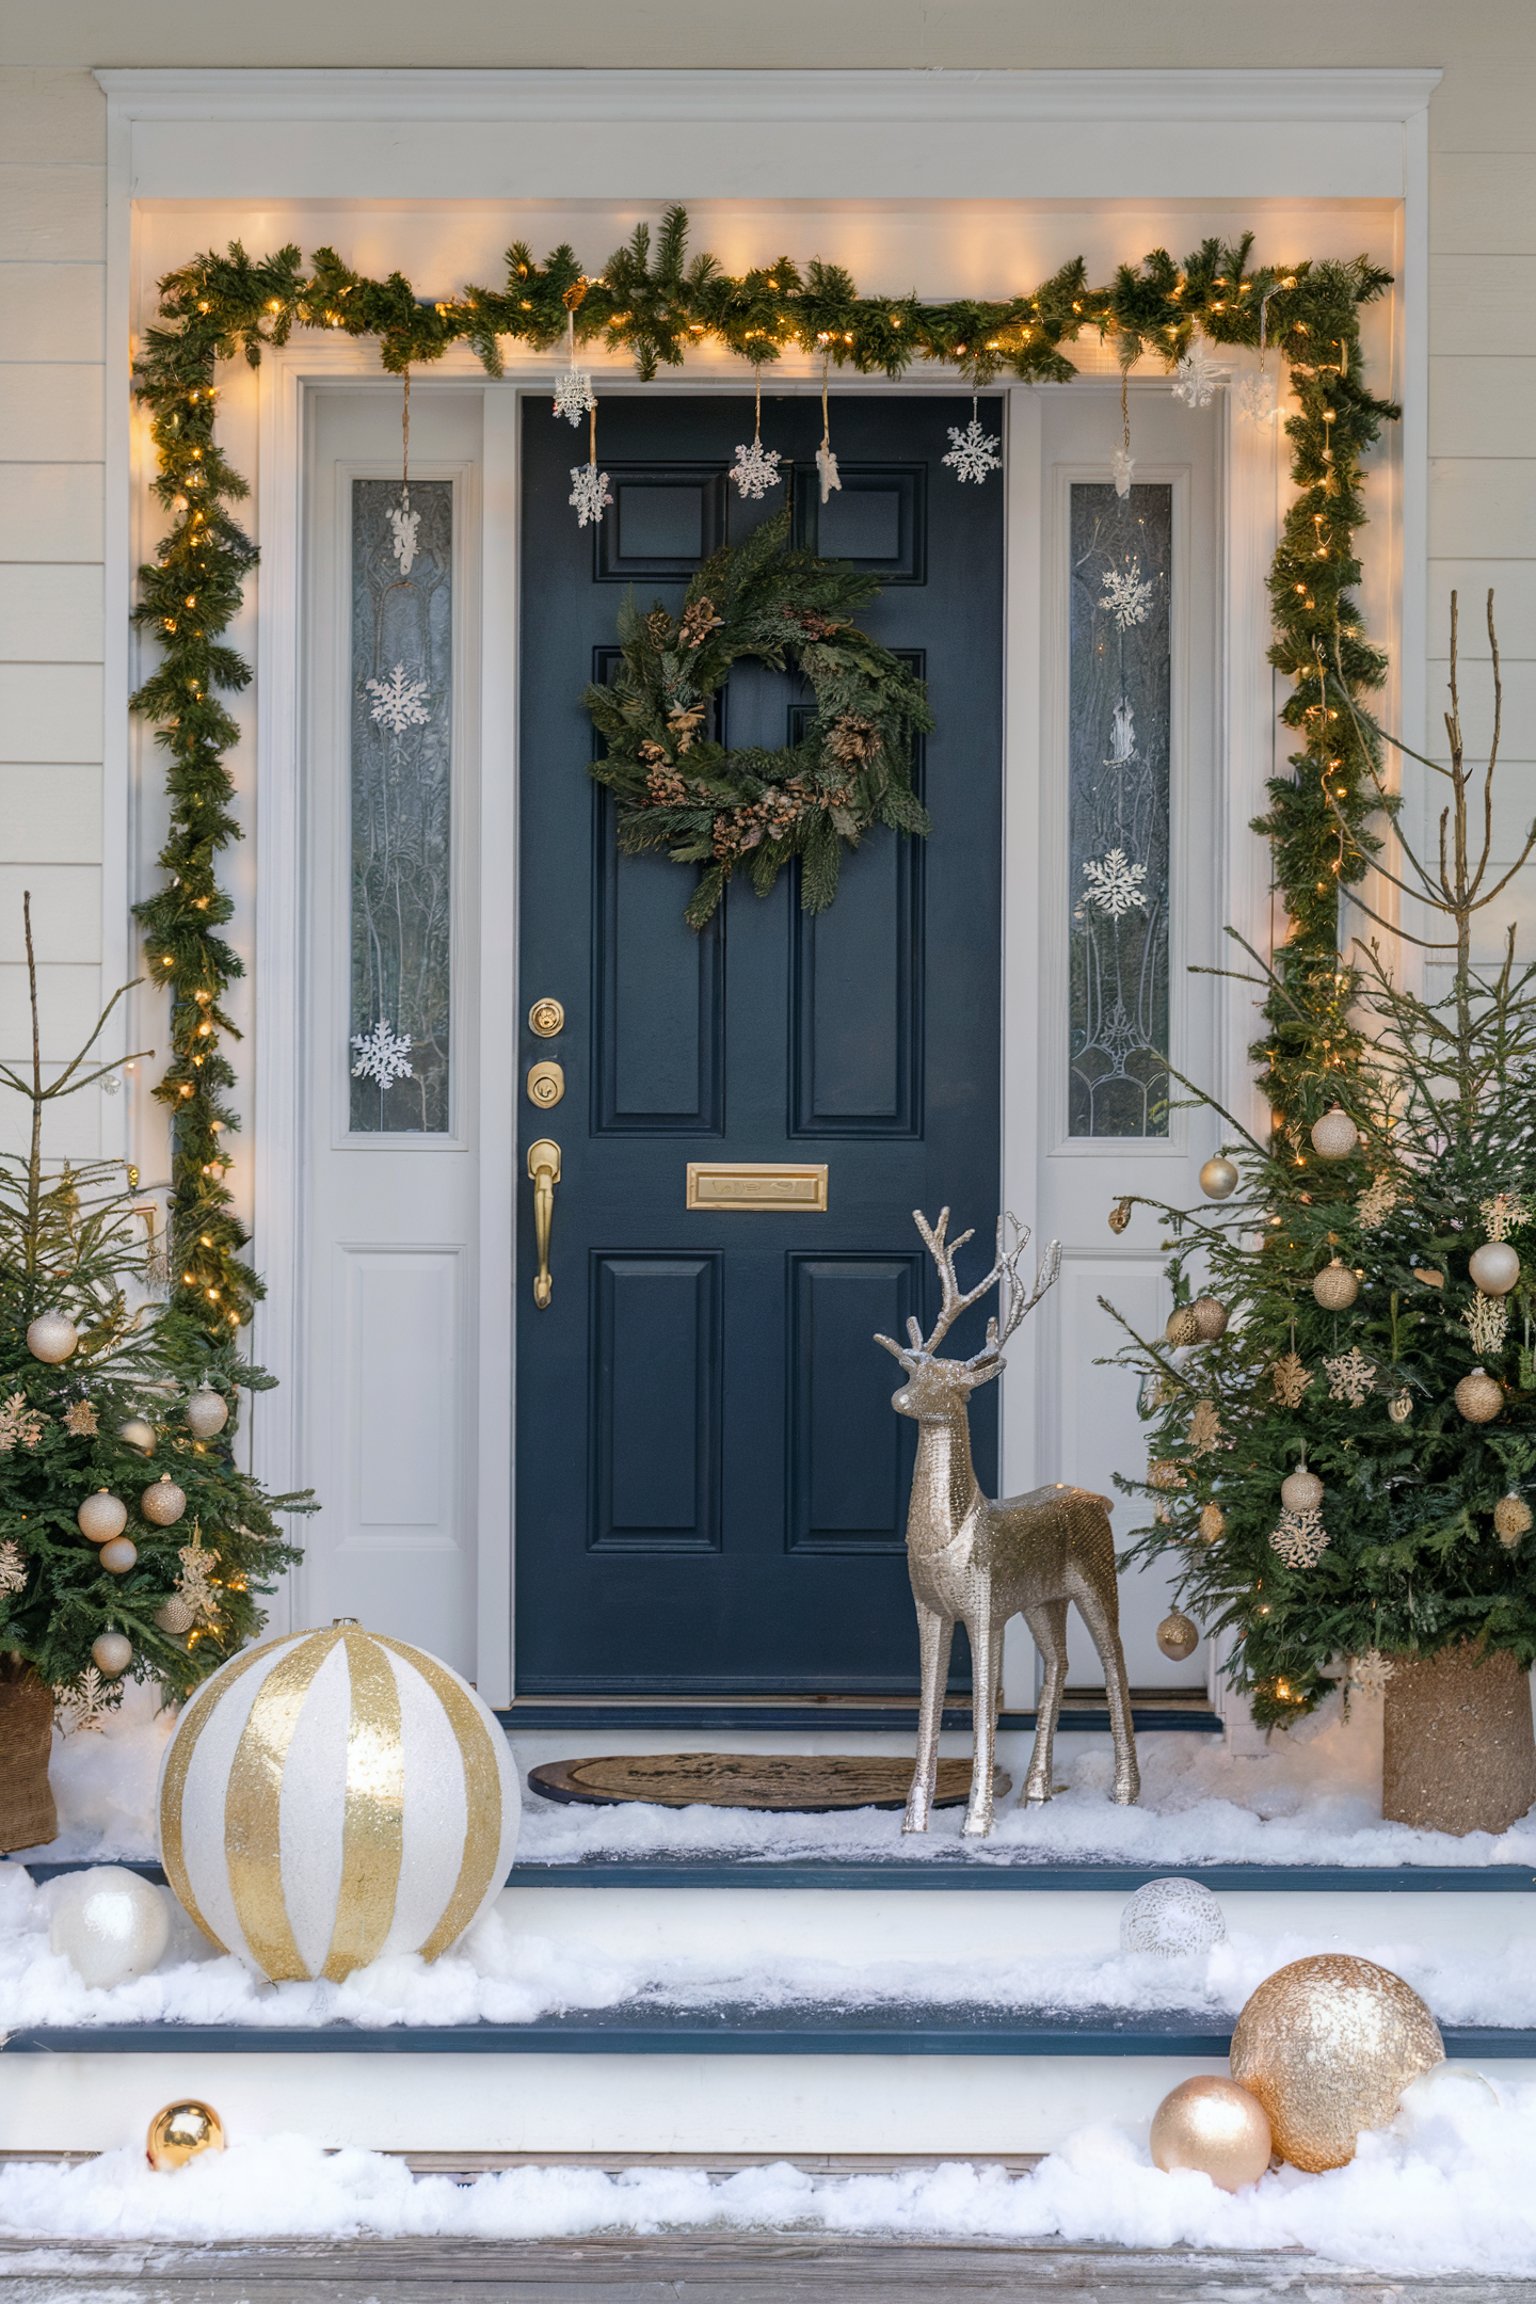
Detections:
[569, 461, 614, 528]
[729, 437, 784, 501]
[1270, 1505, 1330, 1569]
[366, 662, 431, 735]
[1324, 1346, 1376, 1408]
[942, 416, 1002, 486]
[0, 1393, 45, 1452]
[1100, 556, 1155, 632]
[1105, 701, 1138, 769]
[816, 442, 842, 504]
[1078, 847, 1149, 919]
[0, 1539, 27, 1597]
[177, 1537, 222, 1625]
[553, 366, 597, 426]
[1348, 1650, 1395, 1699]
[350, 1018, 416, 1090]
[1464, 1292, 1511, 1357]
[56, 1666, 110, 1732]
[1171, 336, 1224, 409]
[1357, 1173, 1400, 1230]
[1481, 1193, 1531, 1242]
[386, 495, 420, 575]
[1237, 367, 1279, 425]
[1111, 445, 1135, 500]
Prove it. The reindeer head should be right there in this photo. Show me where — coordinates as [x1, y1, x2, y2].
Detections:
[875, 1207, 1061, 1420]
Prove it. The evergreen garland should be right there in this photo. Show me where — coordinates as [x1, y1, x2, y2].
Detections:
[129, 216, 1397, 1335]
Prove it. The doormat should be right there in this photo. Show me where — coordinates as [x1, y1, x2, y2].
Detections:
[526, 1753, 1011, 1813]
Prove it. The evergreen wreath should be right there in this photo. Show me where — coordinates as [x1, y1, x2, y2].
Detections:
[585, 510, 933, 927]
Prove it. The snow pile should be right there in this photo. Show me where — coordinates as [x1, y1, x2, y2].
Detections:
[26, 1678, 176, 1864]
[0, 2071, 1533, 2276]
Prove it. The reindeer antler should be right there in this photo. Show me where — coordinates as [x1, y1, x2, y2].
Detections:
[873, 1208, 1061, 1367]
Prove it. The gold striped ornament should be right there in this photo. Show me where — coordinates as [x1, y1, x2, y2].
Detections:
[157, 1622, 520, 1983]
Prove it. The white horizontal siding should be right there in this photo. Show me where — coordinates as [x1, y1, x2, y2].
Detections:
[0, 564, 104, 659]
[0, 764, 103, 859]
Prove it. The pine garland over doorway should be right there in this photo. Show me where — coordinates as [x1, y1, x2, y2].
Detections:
[128, 214, 1396, 1339]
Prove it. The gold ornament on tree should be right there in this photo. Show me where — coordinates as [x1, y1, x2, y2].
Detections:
[1308, 1105, 1360, 1162]
[90, 1630, 132, 1678]
[1279, 1464, 1323, 1513]
[141, 1474, 187, 1527]
[1229, 1954, 1443, 2172]
[99, 1536, 137, 1575]
[1164, 1304, 1199, 1347]
[1190, 1296, 1229, 1342]
[1107, 1196, 1133, 1235]
[1494, 1492, 1533, 1547]
[146, 2099, 225, 2171]
[184, 1384, 230, 1439]
[1156, 1609, 1199, 1661]
[1199, 1155, 1240, 1200]
[1270, 1349, 1313, 1408]
[1198, 1501, 1226, 1543]
[1150, 2075, 1272, 2192]
[155, 1593, 196, 1635]
[118, 1416, 156, 1454]
[1454, 1367, 1503, 1424]
[174, 1524, 220, 1625]
[1388, 1388, 1413, 1423]
[76, 1490, 128, 1545]
[25, 1311, 79, 1364]
[1312, 1257, 1360, 1311]
[1187, 1399, 1223, 1455]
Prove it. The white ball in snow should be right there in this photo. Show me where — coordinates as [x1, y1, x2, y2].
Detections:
[1120, 1875, 1227, 1959]
[48, 1864, 171, 1988]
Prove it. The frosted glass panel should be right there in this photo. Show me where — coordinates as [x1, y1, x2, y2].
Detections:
[1068, 482, 1171, 1138]
[349, 477, 453, 1133]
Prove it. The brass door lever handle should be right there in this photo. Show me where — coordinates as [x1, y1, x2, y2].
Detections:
[527, 1138, 561, 1308]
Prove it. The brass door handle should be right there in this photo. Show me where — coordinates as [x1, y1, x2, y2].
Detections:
[527, 1138, 561, 1309]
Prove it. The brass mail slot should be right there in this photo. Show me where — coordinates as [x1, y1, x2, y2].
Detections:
[686, 1162, 829, 1212]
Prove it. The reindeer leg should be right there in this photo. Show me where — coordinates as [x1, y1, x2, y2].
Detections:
[962, 1606, 998, 1838]
[905, 1601, 953, 1835]
[1021, 1598, 1070, 1804]
[1078, 1570, 1140, 1806]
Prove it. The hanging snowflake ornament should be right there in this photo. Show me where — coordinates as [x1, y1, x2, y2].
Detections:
[553, 365, 597, 427]
[569, 460, 613, 528]
[1357, 1173, 1400, 1230]
[730, 436, 784, 501]
[1237, 368, 1279, 426]
[1348, 1650, 1394, 1699]
[386, 495, 421, 575]
[1099, 556, 1155, 631]
[62, 1398, 98, 1438]
[0, 1539, 27, 1597]
[1078, 847, 1149, 919]
[0, 1393, 45, 1452]
[1464, 1291, 1511, 1357]
[943, 401, 1002, 487]
[366, 663, 431, 735]
[176, 1532, 222, 1625]
[1171, 333, 1224, 410]
[1481, 1192, 1531, 1242]
[1270, 1347, 1314, 1408]
[1112, 366, 1134, 499]
[1187, 1398, 1224, 1456]
[350, 1018, 415, 1091]
[56, 1666, 110, 1732]
[1270, 1505, 1330, 1569]
[1324, 1346, 1376, 1407]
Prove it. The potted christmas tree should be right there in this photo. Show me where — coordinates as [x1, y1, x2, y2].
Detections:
[0, 896, 305, 1851]
[1107, 596, 1536, 1835]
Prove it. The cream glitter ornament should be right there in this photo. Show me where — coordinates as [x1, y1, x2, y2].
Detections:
[1454, 1367, 1503, 1424]
[1198, 1501, 1226, 1543]
[1494, 1492, 1533, 1546]
[183, 1385, 230, 1439]
[48, 1864, 170, 1988]
[158, 1620, 521, 1984]
[1151, 2076, 1272, 2192]
[77, 1490, 128, 1544]
[91, 1630, 132, 1677]
[155, 1593, 196, 1634]
[1309, 1105, 1360, 1162]
[1388, 1389, 1413, 1423]
[1199, 1156, 1239, 1201]
[26, 1310, 79, 1364]
[1230, 1954, 1444, 2172]
[1312, 1257, 1360, 1311]
[1156, 1609, 1199, 1661]
[118, 1417, 156, 1455]
[1280, 1466, 1324, 1514]
[1469, 1241, 1520, 1297]
[140, 1475, 187, 1527]
[98, 1536, 137, 1575]
[1190, 1296, 1229, 1342]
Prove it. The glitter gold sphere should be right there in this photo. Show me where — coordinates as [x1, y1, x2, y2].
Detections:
[77, 1490, 128, 1544]
[1312, 1258, 1360, 1311]
[1229, 1954, 1444, 2172]
[1454, 1367, 1503, 1424]
[1190, 1296, 1229, 1341]
[140, 1475, 187, 1527]
[1156, 1609, 1199, 1661]
[155, 1593, 196, 1634]
[91, 1630, 132, 1677]
[146, 2099, 225, 2171]
[1494, 1492, 1533, 1546]
[1280, 1468, 1323, 1514]
[1150, 2076, 1272, 2191]
[1309, 1105, 1360, 1162]
[184, 1384, 230, 1439]
[1199, 1156, 1240, 1201]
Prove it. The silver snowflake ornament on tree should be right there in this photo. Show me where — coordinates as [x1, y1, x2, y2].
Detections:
[366, 662, 431, 735]
[1324, 1346, 1376, 1407]
[1171, 335, 1224, 409]
[729, 437, 784, 501]
[553, 366, 597, 426]
[569, 461, 614, 528]
[351, 1018, 416, 1090]
[1078, 847, 1149, 919]
[1099, 556, 1155, 631]
[942, 415, 1002, 486]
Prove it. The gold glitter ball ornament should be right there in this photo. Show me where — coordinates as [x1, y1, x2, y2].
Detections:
[91, 1630, 132, 1677]
[1156, 1609, 1200, 1661]
[1198, 1501, 1226, 1543]
[158, 1620, 522, 1984]
[1469, 1241, 1520, 1297]
[184, 1384, 230, 1439]
[1309, 1105, 1360, 1162]
[155, 1593, 196, 1634]
[77, 1490, 128, 1544]
[1150, 2076, 1273, 2192]
[146, 2099, 225, 2171]
[1312, 1258, 1360, 1311]
[1190, 1296, 1229, 1342]
[1280, 1467, 1323, 1514]
[99, 1536, 138, 1575]
[25, 1310, 79, 1364]
[1199, 1155, 1240, 1201]
[1230, 1954, 1444, 2172]
[140, 1475, 187, 1527]
[1495, 1492, 1533, 1546]
[1165, 1305, 1200, 1347]
[1454, 1367, 1504, 1424]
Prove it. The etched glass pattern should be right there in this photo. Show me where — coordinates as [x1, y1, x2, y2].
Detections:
[1067, 482, 1171, 1137]
[349, 478, 453, 1132]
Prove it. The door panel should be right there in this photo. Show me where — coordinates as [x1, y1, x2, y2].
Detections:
[516, 392, 1003, 1694]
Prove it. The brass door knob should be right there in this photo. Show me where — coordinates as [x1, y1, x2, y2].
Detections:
[528, 998, 565, 1039]
[527, 1139, 561, 1309]
[526, 1060, 565, 1110]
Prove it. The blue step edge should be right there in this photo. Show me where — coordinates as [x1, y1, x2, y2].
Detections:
[13, 1857, 1536, 1893]
[2, 2010, 1533, 2059]
[497, 1704, 1224, 1735]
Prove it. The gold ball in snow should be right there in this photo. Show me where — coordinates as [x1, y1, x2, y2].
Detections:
[1454, 1368, 1504, 1425]
[1230, 1955, 1443, 2172]
[1312, 1258, 1360, 1312]
[146, 2099, 225, 2171]
[1308, 1105, 1360, 1162]
[1156, 1609, 1200, 1661]
[1494, 1492, 1533, 1547]
[1150, 2075, 1272, 2192]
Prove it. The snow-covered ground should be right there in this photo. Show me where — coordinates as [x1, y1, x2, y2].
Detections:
[0, 2069, 1531, 2278]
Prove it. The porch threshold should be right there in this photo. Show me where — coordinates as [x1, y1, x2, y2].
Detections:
[497, 1693, 1224, 1735]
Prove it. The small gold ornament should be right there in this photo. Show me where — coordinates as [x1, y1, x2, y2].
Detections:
[1156, 1609, 1199, 1661]
[1187, 1399, 1223, 1456]
[175, 1526, 221, 1624]
[1270, 1350, 1313, 1408]
[1309, 1105, 1360, 1162]
[141, 1475, 188, 1527]
[99, 1536, 138, 1575]
[155, 1593, 197, 1635]
[1454, 1367, 1504, 1424]
[118, 1417, 156, 1454]
[1199, 1155, 1240, 1201]
[1388, 1389, 1413, 1423]
[1411, 1266, 1445, 1289]
[1108, 1196, 1133, 1235]
[1190, 1296, 1229, 1342]
[1164, 1305, 1199, 1347]
[1463, 1290, 1509, 1357]
[77, 1490, 128, 1545]
[26, 1311, 79, 1364]
[1280, 1466, 1323, 1513]
[184, 1384, 230, 1439]
[1312, 1257, 1360, 1311]
[91, 1630, 132, 1678]
[146, 2099, 225, 2171]
[1495, 1492, 1533, 1547]
[1150, 2075, 1272, 2192]
[1198, 1501, 1226, 1543]
[1469, 1241, 1520, 1297]
[1148, 1457, 1187, 1492]
[1229, 1954, 1443, 2172]
[62, 1399, 99, 1437]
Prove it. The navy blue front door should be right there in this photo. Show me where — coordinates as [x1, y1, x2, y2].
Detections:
[516, 393, 1003, 1693]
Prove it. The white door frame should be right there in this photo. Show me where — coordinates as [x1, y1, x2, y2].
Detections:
[100, 68, 1436, 1706]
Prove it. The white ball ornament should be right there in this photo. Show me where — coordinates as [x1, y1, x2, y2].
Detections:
[118, 1418, 157, 1455]
[77, 1490, 129, 1545]
[1469, 1242, 1520, 1298]
[91, 1631, 133, 1677]
[99, 1536, 138, 1575]
[1121, 1875, 1228, 1959]
[26, 1311, 79, 1364]
[141, 1476, 187, 1528]
[159, 1621, 521, 1983]
[1309, 1105, 1360, 1162]
[1199, 1156, 1240, 1201]
[48, 1865, 170, 1989]
[184, 1385, 230, 1439]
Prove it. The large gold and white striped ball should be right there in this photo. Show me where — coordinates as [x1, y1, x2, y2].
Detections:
[158, 1621, 519, 1984]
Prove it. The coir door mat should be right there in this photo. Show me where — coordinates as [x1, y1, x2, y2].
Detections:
[526, 1753, 1011, 1812]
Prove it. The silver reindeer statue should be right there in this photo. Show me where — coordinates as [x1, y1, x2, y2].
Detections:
[876, 1208, 1140, 1838]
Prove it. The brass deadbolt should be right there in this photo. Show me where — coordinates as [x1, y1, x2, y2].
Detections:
[526, 1060, 566, 1110]
[528, 998, 565, 1039]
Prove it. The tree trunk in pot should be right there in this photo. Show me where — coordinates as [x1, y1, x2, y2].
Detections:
[1382, 1642, 1536, 1836]
[0, 1658, 57, 1852]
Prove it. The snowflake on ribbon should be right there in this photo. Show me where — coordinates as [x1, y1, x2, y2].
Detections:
[366, 663, 430, 735]
[0, 1393, 45, 1452]
[1237, 368, 1279, 425]
[1270, 1505, 1329, 1569]
[1105, 701, 1138, 770]
[1111, 445, 1135, 500]
[177, 1535, 222, 1625]
[63, 1399, 98, 1438]
[0, 1539, 27, 1597]
[1348, 1650, 1395, 1699]
[1078, 847, 1149, 919]
[553, 367, 597, 426]
[1171, 335, 1223, 409]
[1324, 1346, 1375, 1407]
[56, 1666, 111, 1732]
[1464, 1292, 1510, 1357]
[569, 461, 614, 528]
[1099, 556, 1155, 632]
[1481, 1192, 1531, 1242]
[386, 496, 420, 575]
[1270, 1351, 1314, 1408]
[1357, 1173, 1400, 1230]
[729, 438, 784, 501]
[942, 417, 1002, 486]
[351, 1019, 415, 1090]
